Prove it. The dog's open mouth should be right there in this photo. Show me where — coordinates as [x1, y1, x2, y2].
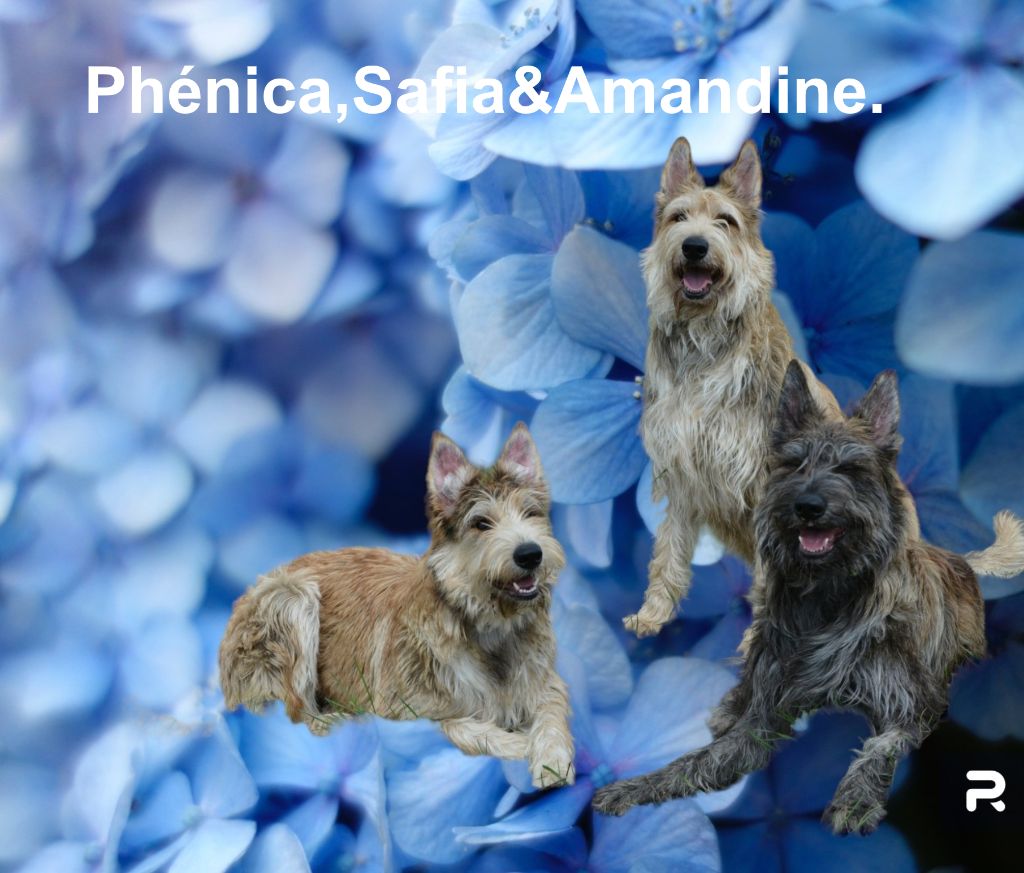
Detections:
[798, 528, 844, 557]
[679, 267, 717, 301]
[504, 575, 540, 601]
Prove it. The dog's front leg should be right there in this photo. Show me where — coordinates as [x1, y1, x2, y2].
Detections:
[824, 724, 920, 836]
[594, 697, 791, 816]
[625, 500, 699, 637]
[441, 717, 530, 761]
[526, 675, 575, 789]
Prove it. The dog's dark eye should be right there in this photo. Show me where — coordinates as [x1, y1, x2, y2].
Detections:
[524, 507, 544, 519]
[835, 463, 862, 477]
[716, 214, 738, 229]
[674, 210, 688, 222]
[471, 517, 493, 531]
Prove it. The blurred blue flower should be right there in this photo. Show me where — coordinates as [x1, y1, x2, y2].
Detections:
[788, 0, 1024, 239]
[897, 230, 1024, 386]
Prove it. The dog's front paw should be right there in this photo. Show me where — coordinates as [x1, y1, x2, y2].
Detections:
[824, 793, 887, 836]
[593, 779, 643, 816]
[623, 600, 675, 638]
[305, 712, 337, 737]
[530, 746, 576, 789]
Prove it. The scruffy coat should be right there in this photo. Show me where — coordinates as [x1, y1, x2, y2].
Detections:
[625, 136, 847, 637]
[219, 424, 575, 788]
[595, 364, 1024, 833]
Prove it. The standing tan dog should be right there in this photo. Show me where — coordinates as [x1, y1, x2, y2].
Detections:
[219, 424, 575, 788]
[627, 136, 854, 637]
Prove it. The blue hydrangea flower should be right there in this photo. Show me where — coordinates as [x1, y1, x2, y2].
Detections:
[788, 0, 1024, 239]
[424, 0, 807, 175]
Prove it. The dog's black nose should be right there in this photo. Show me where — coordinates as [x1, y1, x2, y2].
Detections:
[682, 236, 708, 261]
[794, 493, 827, 521]
[513, 541, 543, 570]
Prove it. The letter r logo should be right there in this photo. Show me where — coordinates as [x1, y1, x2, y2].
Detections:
[966, 770, 1006, 812]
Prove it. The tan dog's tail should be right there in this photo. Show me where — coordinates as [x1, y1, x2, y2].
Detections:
[218, 566, 321, 725]
[965, 511, 1024, 578]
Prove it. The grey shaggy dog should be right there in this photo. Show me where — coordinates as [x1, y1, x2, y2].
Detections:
[594, 361, 1024, 834]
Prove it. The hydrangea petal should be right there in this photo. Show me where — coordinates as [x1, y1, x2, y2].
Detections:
[452, 215, 551, 282]
[173, 380, 282, 475]
[610, 658, 743, 813]
[281, 794, 339, 859]
[0, 639, 112, 722]
[949, 641, 1024, 741]
[235, 824, 310, 873]
[961, 403, 1024, 520]
[121, 617, 202, 709]
[857, 67, 1024, 240]
[561, 499, 613, 568]
[217, 513, 305, 589]
[897, 231, 1024, 384]
[589, 799, 719, 873]
[94, 447, 194, 536]
[551, 225, 647, 368]
[145, 169, 237, 272]
[523, 165, 585, 246]
[264, 125, 349, 226]
[167, 819, 256, 873]
[778, 819, 915, 873]
[554, 602, 633, 709]
[388, 749, 507, 864]
[454, 782, 591, 846]
[191, 726, 259, 820]
[456, 253, 609, 391]
[222, 200, 336, 324]
[120, 771, 193, 854]
[35, 402, 138, 475]
[786, 3, 954, 115]
[531, 378, 645, 503]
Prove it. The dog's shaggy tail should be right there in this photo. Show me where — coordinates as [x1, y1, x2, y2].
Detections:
[218, 566, 321, 726]
[965, 511, 1024, 578]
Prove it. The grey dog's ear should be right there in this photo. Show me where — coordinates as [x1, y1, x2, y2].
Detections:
[718, 139, 762, 209]
[853, 370, 902, 456]
[773, 360, 819, 447]
[660, 137, 704, 196]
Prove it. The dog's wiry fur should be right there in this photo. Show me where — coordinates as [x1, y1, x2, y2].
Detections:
[595, 363, 1024, 832]
[627, 136, 846, 637]
[219, 424, 575, 788]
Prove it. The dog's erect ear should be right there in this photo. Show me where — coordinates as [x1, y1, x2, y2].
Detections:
[773, 360, 818, 447]
[718, 140, 762, 209]
[853, 370, 901, 455]
[427, 432, 474, 515]
[660, 137, 703, 196]
[497, 422, 543, 485]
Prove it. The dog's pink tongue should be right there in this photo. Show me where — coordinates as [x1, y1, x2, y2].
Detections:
[799, 529, 837, 553]
[683, 270, 712, 292]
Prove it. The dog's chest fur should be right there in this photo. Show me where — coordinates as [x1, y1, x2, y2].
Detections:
[643, 324, 779, 533]
[439, 626, 551, 729]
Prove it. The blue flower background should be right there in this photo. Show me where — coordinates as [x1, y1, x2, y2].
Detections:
[3, 1, 1023, 872]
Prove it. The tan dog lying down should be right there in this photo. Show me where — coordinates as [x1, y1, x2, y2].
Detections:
[219, 424, 575, 788]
